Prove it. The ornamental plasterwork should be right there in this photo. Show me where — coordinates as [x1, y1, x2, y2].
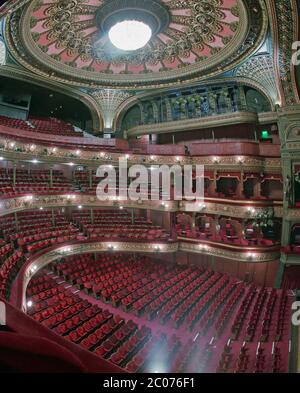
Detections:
[271, 0, 300, 106]
[5, 0, 268, 89]
[0, 40, 6, 65]
[235, 54, 280, 105]
[0, 137, 282, 172]
[0, 193, 282, 219]
[90, 89, 132, 129]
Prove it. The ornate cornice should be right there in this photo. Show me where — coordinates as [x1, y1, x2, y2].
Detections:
[0, 194, 179, 216]
[266, 0, 300, 106]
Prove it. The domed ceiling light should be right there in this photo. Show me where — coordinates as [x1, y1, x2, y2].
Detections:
[108, 20, 152, 51]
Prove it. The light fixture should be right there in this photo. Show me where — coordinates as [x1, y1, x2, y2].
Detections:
[0, 157, 4, 161]
[108, 20, 152, 51]
[32, 159, 38, 164]
[76, 150, 81, 156]
[68, 162, 75, 167]
[9, 142, 15, 148]
[27, 300, 33, 308]
[39, 207, 44, 210]
[78, 205, 83, 209]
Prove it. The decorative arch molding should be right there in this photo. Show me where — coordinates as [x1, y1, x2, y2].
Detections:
[265, 0, 300, 106]
[114, 77, 276, 131]
[0, 65, 104, 132]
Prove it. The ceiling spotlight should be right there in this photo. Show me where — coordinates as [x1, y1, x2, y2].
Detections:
[78, 205, 82, 209]
[27, 300, 33, 308]
[109, 20, 152, 51]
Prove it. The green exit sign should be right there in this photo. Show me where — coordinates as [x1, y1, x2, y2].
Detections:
[261, 130, 270, 139]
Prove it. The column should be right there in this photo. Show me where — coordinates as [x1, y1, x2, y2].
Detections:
[164, 98, 173, 122]
[13, 162, 17, 187]
[213, 169, 218, 194]
[14, 212, 19, 231]
[238, 86, 247, 110]
[89, 169, 93, 189]
[208, 90, 217, 115]
[90, 208, 94, 225]
[191, 212, 196, 229]
[49, 166, 53, 188]
[51, 208, 55, 226]
[236, 170, 244, 198]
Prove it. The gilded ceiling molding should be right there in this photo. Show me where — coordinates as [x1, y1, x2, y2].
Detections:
[5, 0, 268, 90]
[235, 54, 280, 106]
[266, 0, 300, 106]
[0, 65, 104, 132]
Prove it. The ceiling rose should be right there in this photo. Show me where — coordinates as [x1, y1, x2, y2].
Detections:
[6, 0, 267, 89]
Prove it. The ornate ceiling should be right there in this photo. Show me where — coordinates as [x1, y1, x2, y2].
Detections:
[5, 0, 268, 89]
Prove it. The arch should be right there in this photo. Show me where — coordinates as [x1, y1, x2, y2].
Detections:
[115, 77, 276, 131]
[0, 66, 104, 132]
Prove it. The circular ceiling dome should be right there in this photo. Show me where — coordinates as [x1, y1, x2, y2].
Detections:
[108, 20, 152, 51]
[6, 0, 267, 89]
